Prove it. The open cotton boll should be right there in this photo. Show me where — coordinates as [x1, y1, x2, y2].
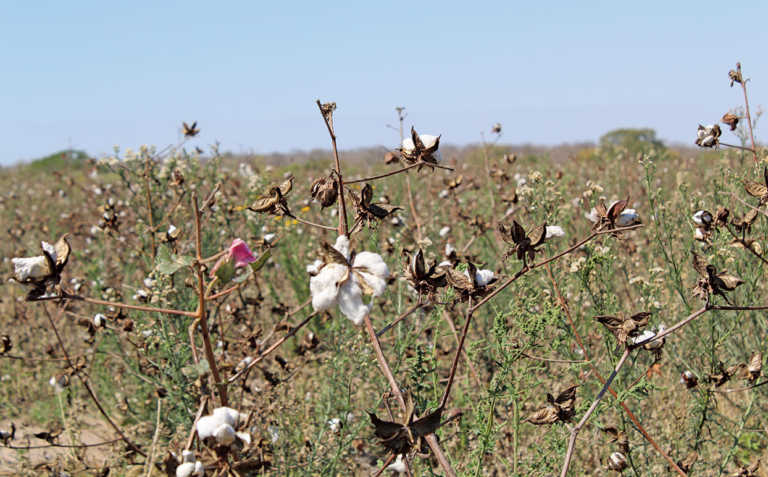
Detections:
[182, 450, 195, 463]
[352, 252, 389, 296]
[310, 263, 347, 311]
[617, 209, 640, 227]
[212, 407, 244, 427]
[445, 243, 455, 256]
[474, 269, 495, 287]
[213, 423, 236, 446]
[337, 279, 371, 325]
[402, 135, 442, 161]
[306, 259, 323, 275]
[585, 208, 599, 223]
[333, 235, 351, 261]
[176, 462, 203, 477]
[387, 454, 407, 473]
[196, 415, 222, 440]
[692, 210, 713, 226]
[439, 226, 451, 237]
[545, 226, 565, 239]
[41, 241, 57, 261]
[12, 256, 49, 282]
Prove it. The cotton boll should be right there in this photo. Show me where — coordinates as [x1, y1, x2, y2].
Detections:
[306, 259, 323, 275]
[445, 243, 455, 257]
[213, 407, 244, 427]
[196, 415, 222, 440]
[387, 454, 407, 473]
[617, 209, 640, 227]
[236, 431, 251, 444]
[333, 235, 351, 260]
[214, 423, 236, 446]
[439, 226, 450, 237]
[176, 463, 196, 477]
[181, 450, 195, 463]
[11, 256, 49, 281]
[309, 263, 347, 311]
[474, 269, 495, 287]
[545, 225, 565, 239]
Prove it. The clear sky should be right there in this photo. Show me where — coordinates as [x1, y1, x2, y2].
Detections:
[1, 1, 766, 164]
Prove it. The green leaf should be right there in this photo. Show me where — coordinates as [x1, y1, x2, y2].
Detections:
[250, 249, 271, 273]
[155, 245, 195, 275]
[215, 261, 235, 283]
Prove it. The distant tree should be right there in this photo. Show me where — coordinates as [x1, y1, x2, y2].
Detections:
[599, 128, 665, 155]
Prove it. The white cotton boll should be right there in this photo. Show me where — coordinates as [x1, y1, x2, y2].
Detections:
[176, 463, 196, 477]
[182, 450, 195, 463]
[387, 454, 407, 473]
[439, 226, 451, 237]
[306, 259, 323, 275]
[438, 260, 452, 268]
[12, 256, 49, 281]
[41, 241, 57, 261]
[692, 210, 713, 226]
[585, 208, 599, 223]
[263, 233, 276, 243]
[328, 418, 342, 434]
[196, 415, 223, 440]
[402, 135, 441, 162]
[333, 235, 351, 260]
[309, 263, 347, 311]
[474, 269, 495, 287]
[630, 330, 655, 346]
[268, 425, 279, 443]
[337, 279, 370, 325]
[236, 431, 251, 445]
[617, 209, 640, 227]
[545, 225, 565, 239]
[694, 228, 706, 241]
[168, 224, 178, 236]
[213, 407, 244, 427]
[214, 423, 236, 446]
[89, 225, 102, 236]
[352, 252, 389, 296]
[93, 313, 106, 327]
[445, 243, 455, 256]
[439, 189, 450, 199]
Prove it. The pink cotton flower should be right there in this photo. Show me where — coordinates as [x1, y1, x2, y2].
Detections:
[229, 239, 256, 268]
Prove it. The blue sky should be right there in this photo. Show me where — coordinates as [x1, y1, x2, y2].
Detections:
[1, 1, 766, 164]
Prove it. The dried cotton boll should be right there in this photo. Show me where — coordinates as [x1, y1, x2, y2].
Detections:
[439, 226, 451, 237]
[607, 451, 628, 471]
[616, 208, 640, 227]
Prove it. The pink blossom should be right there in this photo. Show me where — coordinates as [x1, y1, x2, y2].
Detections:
[229, 239, 256, 268]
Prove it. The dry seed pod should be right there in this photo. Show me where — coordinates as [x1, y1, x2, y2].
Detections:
[744, 167, 768, 204]
[368, 394, 444, 455]
[729, 64, 743, 87]
[498, 220, 547, 266]
[722, 113, 740, 131]
[692, 253, 743, 304]
[747, 352, 762, 381]
[310, 175, 338, 209]
[607, 451, 628, 472]
[595, 312, 651, 345]
[525, 385, 577, 425]
[348, 183, 401, 227]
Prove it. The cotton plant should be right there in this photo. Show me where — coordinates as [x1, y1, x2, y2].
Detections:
[307, 235, 389, 325]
